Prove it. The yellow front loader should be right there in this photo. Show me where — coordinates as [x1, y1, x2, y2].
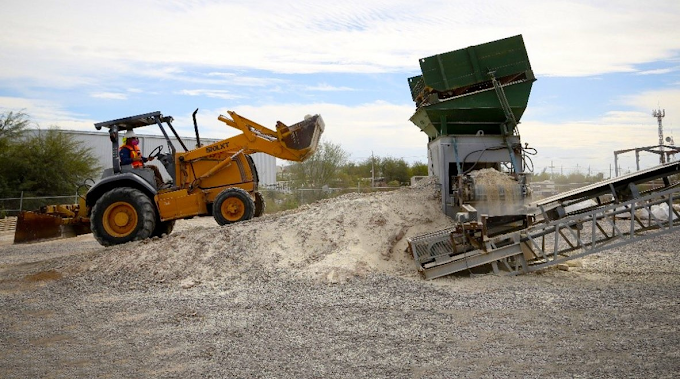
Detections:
[14, 110, 324, 246]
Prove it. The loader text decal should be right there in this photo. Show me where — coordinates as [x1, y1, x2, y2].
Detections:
[206, 141, 229, 154]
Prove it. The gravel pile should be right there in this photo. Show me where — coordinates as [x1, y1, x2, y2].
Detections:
[74, 178, 454, 285]
[1, 181, 679, 378]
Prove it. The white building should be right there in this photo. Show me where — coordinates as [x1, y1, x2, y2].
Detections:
[58, 130, 277, 185]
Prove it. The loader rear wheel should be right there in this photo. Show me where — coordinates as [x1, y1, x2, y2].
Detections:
[254, 191, 266, 217]
[213, 188, 255, 226]
[91, 187, 156, 246]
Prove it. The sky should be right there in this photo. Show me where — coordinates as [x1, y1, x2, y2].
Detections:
[1, 0, 680, 178]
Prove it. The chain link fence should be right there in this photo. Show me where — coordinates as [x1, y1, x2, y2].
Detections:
[0, 192, 81, 217]
[0, 186, 402, 218]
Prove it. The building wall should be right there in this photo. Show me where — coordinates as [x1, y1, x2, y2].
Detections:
[57, 130, 277, 185]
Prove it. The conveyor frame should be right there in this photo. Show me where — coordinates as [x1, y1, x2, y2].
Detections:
[408, 162, 680, 279]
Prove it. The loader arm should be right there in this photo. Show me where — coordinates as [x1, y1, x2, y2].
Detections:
[176, 111, 324, 192]
[180, 111, 324, 163]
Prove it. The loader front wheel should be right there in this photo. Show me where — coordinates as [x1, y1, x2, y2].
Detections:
[213, 188, 255, 226]
[91, 187, 157, 246]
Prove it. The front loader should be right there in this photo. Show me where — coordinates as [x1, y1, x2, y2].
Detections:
[14, 110, 324, 246]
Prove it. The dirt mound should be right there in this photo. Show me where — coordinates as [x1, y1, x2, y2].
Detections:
[80, 178, 455, 284]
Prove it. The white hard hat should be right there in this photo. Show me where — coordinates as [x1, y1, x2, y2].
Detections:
[125, 130, 137, 138]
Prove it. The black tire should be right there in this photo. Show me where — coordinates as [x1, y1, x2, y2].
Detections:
[213, 188, 255, 226]
[91, 187, 157, 246]
[254, 191, 266, 217]
[151, 219, 175, 238]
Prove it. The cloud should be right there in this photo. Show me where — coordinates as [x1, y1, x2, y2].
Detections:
[206, 72, 286, 87]
[91, 92, 128, 100]
[2, 0, 679, 89]
[520, 107, 677, 175]
[599, 111, 651, 125]
[0, 96, 96, 130]
[160, 100, 428, 163]
[636, 67, 679, 75]
[3, 91, 674, 175]
[617, 89, 680, 140]
[2, 0, 679, 177]
[619, 88, 680, 111]
[178, 89, 241, 100]
[304, 83, 354, 92]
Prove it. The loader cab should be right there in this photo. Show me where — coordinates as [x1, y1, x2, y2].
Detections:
[94, 111, 182, 190]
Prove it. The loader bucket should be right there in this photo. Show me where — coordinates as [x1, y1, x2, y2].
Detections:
[13, 211, 91, 244]
[14, 211, 63, 244]
[277, 114, 325, 161]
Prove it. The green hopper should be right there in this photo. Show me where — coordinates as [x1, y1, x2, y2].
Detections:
[408, 35, 536, 139]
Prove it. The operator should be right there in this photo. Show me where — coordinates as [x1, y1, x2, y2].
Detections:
[119, 130, 166, 189]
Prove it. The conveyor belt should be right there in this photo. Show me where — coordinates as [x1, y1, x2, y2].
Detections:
[533, 161, 680, 220]
[409, 162, 680, 279]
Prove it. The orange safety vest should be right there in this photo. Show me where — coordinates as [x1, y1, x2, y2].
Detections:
[119, 144, 143, 168]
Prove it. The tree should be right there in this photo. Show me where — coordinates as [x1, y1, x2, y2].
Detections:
[0, 111, 29, 144]
[0, 111, 101, 198]
[24, 128, 101, 195]
[380, 157, 410, 184]
[409, 161, 428, 177]
[288, 140, 348, 187]
[0, 111, 30, 197]
[532, 168, 551, 182]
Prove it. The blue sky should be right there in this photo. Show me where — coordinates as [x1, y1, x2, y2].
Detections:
[2, 0, 680, 177]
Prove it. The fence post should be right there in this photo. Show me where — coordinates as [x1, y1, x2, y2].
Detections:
[19, 191, 24, 212]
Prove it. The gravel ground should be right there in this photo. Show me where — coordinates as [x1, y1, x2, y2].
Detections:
[1, 216, 679, 378]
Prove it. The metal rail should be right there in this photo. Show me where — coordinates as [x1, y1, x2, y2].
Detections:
[508, 186, 679, 275]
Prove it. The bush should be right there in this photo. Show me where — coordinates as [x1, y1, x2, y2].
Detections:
[0, 111, 101, 199]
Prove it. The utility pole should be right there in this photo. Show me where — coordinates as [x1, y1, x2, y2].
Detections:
[371, 151, 375, 188]
[653, 108, 666, 164]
